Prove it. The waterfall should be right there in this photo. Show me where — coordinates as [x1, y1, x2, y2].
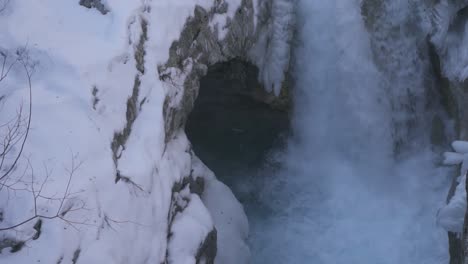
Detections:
[246, 0, 453, 263]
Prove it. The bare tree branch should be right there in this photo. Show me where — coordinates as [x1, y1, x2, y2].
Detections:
[0, 154, 87, 231]
[0, 47, 97, 253]
[0, 50, 34, 183]
[0, 51, 19, 83]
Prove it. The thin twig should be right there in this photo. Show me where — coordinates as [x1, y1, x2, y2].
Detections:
[0, 154, 88, 232]
[0, 55, 33, 182]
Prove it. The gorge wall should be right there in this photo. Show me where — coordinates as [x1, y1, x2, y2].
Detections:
[0, 0, 294, 263]
[2, 0, 468, 263]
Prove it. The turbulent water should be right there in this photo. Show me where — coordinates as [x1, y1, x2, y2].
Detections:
[243, 1, 454, 263]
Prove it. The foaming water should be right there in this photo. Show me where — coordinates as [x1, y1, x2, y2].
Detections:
[246, 1, 452, 263]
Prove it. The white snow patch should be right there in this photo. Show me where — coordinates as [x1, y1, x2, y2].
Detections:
[168, 194, 214, 264]
[443, 151, 465, 165]
[438, 175, 467, 233]
[453, 140, 468, 154]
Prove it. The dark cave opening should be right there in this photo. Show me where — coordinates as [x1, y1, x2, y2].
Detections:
[185, 59, 290, 204]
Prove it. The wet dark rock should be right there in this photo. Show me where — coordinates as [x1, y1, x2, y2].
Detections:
[185, 59, 289, 208]
[0, 237, 24, 253]
[79, 0, 109, 15]
[195, 228, 217, 264]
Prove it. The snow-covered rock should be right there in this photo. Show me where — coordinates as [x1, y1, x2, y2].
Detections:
[427, 0, 468, 140]
[437, 140, 468, 264]
[0, 0, 294, 263]
[438, 173, 466, 233]
[421, 2, 468, 262]
[360, 1, 468, 262]
[438, 142, 467, 234]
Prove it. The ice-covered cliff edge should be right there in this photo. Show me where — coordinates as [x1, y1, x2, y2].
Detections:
[420, 1, 468, 263]
[0, 0, 294, 263]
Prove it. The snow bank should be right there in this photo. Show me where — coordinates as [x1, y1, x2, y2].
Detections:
[438, 141, 468, 233]
[0, 0, 251, 263]
[192, 155, 250, 264]
[167, 191, 214, 264]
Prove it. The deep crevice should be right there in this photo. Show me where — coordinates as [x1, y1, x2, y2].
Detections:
[186, 59, 290, 203]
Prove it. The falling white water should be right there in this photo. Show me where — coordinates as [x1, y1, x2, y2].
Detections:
[245, 0, 453, 263]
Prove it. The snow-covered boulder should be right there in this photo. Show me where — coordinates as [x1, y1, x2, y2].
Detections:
[437, 141, 468, 233]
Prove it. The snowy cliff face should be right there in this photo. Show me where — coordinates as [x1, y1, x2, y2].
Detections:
[391, 1, 468, 263]
[0, 0, 293, 263]
[360, 1, 468, 263]
[361, 0, 445, 153]
[424, 1, 468, 263]
[428, 0, 468, 139]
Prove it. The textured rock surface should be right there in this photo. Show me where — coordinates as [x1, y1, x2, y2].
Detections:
[423, 1, 468, 263]
[79, 0, 109, 15]
[160, 0, 293, 262]
[361, 0, 446, 154]
[361, 1, 468, 262]
[160, 0, 293, 143]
